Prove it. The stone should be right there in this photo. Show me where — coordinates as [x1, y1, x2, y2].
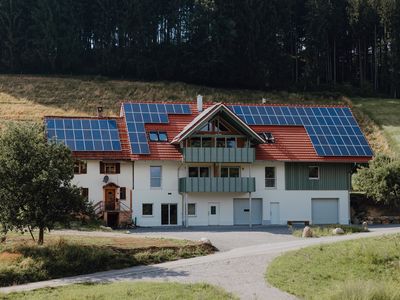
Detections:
[199, 237, 211, 244]
[302, 226, 313, 238]
[362, 221, 368, 231]
[99, 225, 113, 231]
[332, 227, 345, 235]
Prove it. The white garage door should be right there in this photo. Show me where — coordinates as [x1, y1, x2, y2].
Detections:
[312, 198, 339, 224]
[234, 198, 262, 225]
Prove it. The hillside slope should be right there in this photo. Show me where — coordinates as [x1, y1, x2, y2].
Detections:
[0, 75, 395, 156]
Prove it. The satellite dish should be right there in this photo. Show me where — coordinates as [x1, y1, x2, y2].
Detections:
[103, 175, 109, 183]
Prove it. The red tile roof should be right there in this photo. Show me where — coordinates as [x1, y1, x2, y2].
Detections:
[46, 102, 372, 163]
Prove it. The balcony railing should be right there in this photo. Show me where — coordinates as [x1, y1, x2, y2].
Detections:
[179, 177, 256, 193]
[182, 147, 255, 163]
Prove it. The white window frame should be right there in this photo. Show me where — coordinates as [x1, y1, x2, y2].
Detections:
[308, 166, 320, 180]
[142, 203, 154, 217]
[187, 203, 196, 217]
[265, 166, 276, 189]
[150, 166, 162, 189]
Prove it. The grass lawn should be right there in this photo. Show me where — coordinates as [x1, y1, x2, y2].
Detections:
[266, 234, 400, 300]
[291, 224, 367, 237]
[352, 97, 400, 156]
[0, 232, 215, 287]
[0, 282, 237, 300]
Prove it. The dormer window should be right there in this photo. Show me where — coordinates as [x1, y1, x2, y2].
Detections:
[149, 131, 168, 142]
[200, 118, 230, 132]
[261, 132, 275, 144]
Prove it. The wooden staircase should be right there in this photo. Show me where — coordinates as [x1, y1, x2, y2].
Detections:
[93, 200, 133, 228]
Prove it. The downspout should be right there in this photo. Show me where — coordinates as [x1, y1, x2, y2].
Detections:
[249, 163, 252, 228]
[178, 161, 185, 227]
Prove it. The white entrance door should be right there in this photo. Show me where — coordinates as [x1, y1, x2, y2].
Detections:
[270, 202, 280, 225]
[208, 203, 220, 225]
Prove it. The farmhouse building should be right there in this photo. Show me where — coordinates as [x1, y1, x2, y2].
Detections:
[45, 98, 372, 227]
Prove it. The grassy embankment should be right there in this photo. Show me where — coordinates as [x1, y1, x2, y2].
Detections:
[266, 234, 400, 300]
[0, 231, 215, 287]
[0, 282, 237, 300]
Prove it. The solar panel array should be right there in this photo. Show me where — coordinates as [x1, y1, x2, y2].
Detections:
[46, 118, 121, 151]
[229, 105, 372, 156]
[123, 103, 192, 154]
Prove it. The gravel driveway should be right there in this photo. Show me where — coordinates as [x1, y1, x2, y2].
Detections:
[2, 226, 400, 299]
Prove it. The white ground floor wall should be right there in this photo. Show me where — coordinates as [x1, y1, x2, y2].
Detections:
[132, 190, 350, 226]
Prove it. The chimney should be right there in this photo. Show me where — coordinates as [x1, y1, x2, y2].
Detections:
[97, 106, 104, 117]
[197, 94, 203, 112]
[262, 98, 267, 104]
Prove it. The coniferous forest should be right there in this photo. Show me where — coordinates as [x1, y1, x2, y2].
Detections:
[1, 0, 400, 96]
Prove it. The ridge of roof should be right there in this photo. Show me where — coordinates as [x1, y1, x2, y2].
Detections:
[118, 101, 350, 108]
[171, 103, 265, 144]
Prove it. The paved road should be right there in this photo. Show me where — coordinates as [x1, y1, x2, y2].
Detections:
[2, 226, 400, 299]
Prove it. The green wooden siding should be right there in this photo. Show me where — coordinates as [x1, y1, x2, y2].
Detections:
[183, 147, 255, 163]
[285, 162, 352, 190]
[179, 177, 256, 193]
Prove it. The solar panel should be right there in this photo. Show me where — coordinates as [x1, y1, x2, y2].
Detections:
[123, 103, 191, 154]
[229, 105, 372, 157]
[46, 118, 122, 151]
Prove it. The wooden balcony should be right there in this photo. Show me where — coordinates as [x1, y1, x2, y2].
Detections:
[182, 147, 255, 163]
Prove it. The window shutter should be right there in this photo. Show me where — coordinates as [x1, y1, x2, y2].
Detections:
[100, 161, 105, 174]
[116, 163, 120, 174]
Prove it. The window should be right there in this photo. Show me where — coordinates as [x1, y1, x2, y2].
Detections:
[80, 188, 89, 199]
[188, 203, 196, 216]
[260, 132, 275, 144]
[74, 161, 87, 174]
[199, 118, 230, 132]
[142, 203, 153, 216]
[202, 137, 212, 147]
[150, 166, 162, 188]
[100, 162, 120, 174]
[216, 137, 226, 148]
[120, 187, 126, 200]
[189, 137, 201, 147]
[221, 167, 240, 178]
[226, 137, 236, 148]
[265, 167, 276, 188]
[309, 166, 319, 180]
[189, 167, 210, 177]
[149, 131, 168, 142]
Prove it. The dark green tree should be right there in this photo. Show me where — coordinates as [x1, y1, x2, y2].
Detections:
[0, 123, 90, 244]
[354, 154, 400, 206]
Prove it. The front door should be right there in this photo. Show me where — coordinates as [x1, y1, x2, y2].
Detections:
[161, 204, 178, 225]
[208, 203, 220, 225]
[105, 189, 116, 210]
[270, 202, 280, 225]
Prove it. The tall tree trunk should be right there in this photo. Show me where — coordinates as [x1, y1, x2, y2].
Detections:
[374, 25, 378, 91]
[333, 39, 336, 86]
[359, 39, 363, 87]
[38, 227, 44, 245]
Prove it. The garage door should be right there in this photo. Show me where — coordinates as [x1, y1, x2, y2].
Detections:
[312, 198, 339, 224]
[234, 198, 262, 225]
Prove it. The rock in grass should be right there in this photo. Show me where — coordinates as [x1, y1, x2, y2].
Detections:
[332, 227, 345, 235]
[362, 221, 368, 231]
[199, 237, 211, 244]
[100, 225, 113, 231]
[302, 226, 313, 238]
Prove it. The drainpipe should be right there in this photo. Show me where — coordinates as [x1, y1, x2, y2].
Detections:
[249, 164, 252, 228]
[178, 162, 185, 227]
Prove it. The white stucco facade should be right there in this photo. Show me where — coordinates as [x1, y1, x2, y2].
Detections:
[129, 160, 350, 227]
[72, 160, 133, 210]
[72, 159, 350, 227]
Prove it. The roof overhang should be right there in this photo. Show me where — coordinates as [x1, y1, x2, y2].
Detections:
[171, 103, 265, 144]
